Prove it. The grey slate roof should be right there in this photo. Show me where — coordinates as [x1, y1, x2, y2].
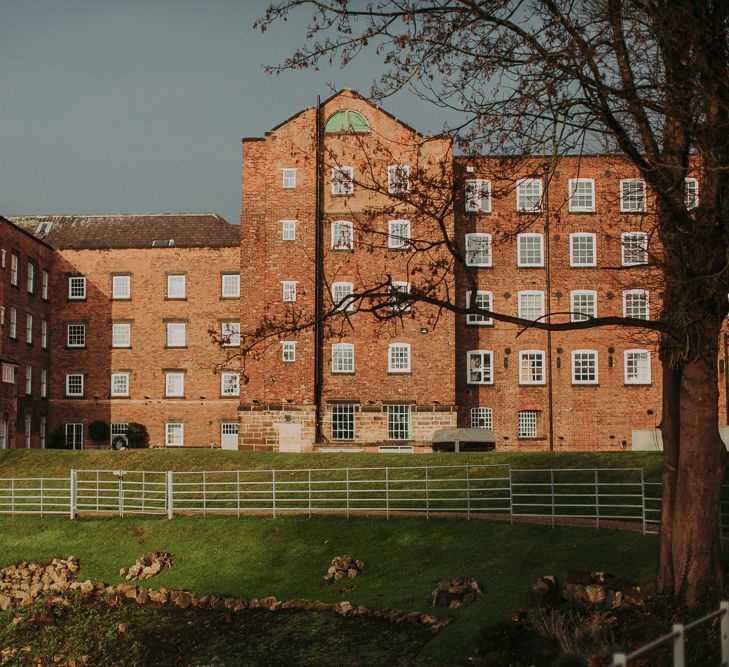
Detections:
[10, 213, 240, 250]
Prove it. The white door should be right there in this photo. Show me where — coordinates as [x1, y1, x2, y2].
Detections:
[276, 423, 303, 453]
[221, 423, 239, 450]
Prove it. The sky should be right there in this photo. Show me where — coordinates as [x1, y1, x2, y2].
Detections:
[0, 0, 457, 226]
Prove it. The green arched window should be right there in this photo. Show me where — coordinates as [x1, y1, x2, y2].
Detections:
[324, 110, 370, 134]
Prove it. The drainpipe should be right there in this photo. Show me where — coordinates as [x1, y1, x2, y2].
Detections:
[544, 162, 555, 452]
[724, 334, 729, 425]
[314, 97, 324, 443]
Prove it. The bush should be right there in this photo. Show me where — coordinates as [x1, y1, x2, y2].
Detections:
[125, 423, 149, 449]
[48, 429, 67, 449]
[89, 420, 110, 442]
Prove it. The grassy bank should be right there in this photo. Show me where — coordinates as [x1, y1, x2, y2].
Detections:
[0, 514, 659, 664]
[0, 449, 664, 480]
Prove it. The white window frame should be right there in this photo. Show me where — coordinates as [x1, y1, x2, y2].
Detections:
[2, 364, 16, 384]
[388, 220, 411, 249]
[623, 289, 650, 320]
[465, 233, 492, 267]
[389, 281, 411, 313]
[517, 233, 544, 267]
[68, 276, 86, 300]
[571, 349, 598, 385]
[621, 232, 648, 266]
[625, 349, 652, 385]
[221, 273, 240, 298]
[331, 220, 354, 250]
[165, 372, 185, 398]
[570, 290, 597, 322]
[67, 323, 85, 348]
[281, 219, 297, 241]
[388, 343, 411, 373]
[66, 374, 84, 397]
[111, 372, 130, 397]
[620, 179, 647, 213]
[220, 372, 240, 397]
[518, 410, 539, 438]
[466, 350, 494, 385]
[66, 423, 83, 450]
[465, 179, 492, 213]
[331, 166, 354, 195]
[9, 307, 17, 338]
[569, 232, 597, 267]
[387, 165, 410, 194]
[685, 177, 699, 210]
[567, 178, 596, 213]
[41, 319, 48, 349]
[387, 404, 412, 441]
[221, 322, 241, 347]
[518, 290, 545, 321]
[282, 168, 297, 189]
[40, 368, 47, 398]
[165, 422, 184, 447]
[331, 342, 355, 373]
[26, 313, 33, 344]
[466, 290, 493, 326]
[112, 322, 131, 348]
[518, 350, 546, 385]
[167, 274, 186, 299]
[40, 417, 46, 449]
[25, 365, 32, 396]
[331, 403, 356, 440]
[331, 281, 354, 312]
[282, 281, 297, 303]
[24, 414, 31, 447]
[471, 407, 493, 430]
[10, 254, 18, 286]
[41, 269, 49, 300]
[166, 322, 186, 348]
[516, 178, 543, 212]
[27, 262, 35, 293]
[282, 341, 296, 363]
[112, 275, 131, 299]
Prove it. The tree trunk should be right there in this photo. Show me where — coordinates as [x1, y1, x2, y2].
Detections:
[669, 344, 726, 603]
[658, 362, 681, 591]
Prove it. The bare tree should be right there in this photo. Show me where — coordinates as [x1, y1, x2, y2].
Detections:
[251, 0, 729, 602]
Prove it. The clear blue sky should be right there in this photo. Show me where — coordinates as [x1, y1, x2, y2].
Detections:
[0, 0, 456, 226]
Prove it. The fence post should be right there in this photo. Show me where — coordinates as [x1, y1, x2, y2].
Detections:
[203, 471, 207, 516]
[40, 478, 44, 517]
[508, 465, 514, 524]
[346, 467, 350, 519]
[721, 601, 729, 665]
[272, 469, 276, 518]
[641, 468, 647, 535]
[166, 471, 174, 520]
[466, 464, 471, 520]
[425, 466, 430, 519]
[308, 468, 312, 519]
[550, 469, 555, 529]
[236, 470, 241, 518]
[69, 469, 76, 520]
[118, 473, 124, 518]
[385, 467, 390, 520]
[595, 468, 600, 530]
[672, 623, 686, 667]
[11, 478, 15, 515]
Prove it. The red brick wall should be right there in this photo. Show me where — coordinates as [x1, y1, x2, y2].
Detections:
[0, 217, 53, 448]
[48, 245, 241, 449]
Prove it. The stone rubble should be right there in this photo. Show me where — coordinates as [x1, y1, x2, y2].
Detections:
[431, 576, 483, 609]
[119, 552, 173, 581]
[322, 555, 365, 584]
[0, 556, 453, 635]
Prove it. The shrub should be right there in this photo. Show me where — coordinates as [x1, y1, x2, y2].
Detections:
[89, 420, 110, 442]
[125, 423, 149, 449]
[48, 429, 67, 449]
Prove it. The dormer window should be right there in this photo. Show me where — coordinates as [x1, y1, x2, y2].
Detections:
[324, 110, 370, 134]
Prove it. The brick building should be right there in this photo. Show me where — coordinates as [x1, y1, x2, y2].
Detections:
[1, 89, 722, 452]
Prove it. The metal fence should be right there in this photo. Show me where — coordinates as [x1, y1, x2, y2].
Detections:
[609, 601, 729, 666]
[0, 464, 668, 530]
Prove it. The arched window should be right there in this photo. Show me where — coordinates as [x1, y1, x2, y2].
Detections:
[324, 110, 370, 134]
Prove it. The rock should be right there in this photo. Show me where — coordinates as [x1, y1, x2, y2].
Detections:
[135, 589, 149, 605]
[118, 623, 131, 634]
[174, 592, 191, 609]
[436, 581, 450, 592]
[355, 560, 365, 570]
[0, 595, 12, 611]
[406, 611, 422, 624]
[448, 599, 462, 609]
[233, 599, 248, 612]
[448, 584, 468, 596]
[433, 590, 450, 608]
[336, 601, 353, 616]
[585, 584, 606, 604]
[248, 598, 261, 609]
[606, 589, 623, 608]
[347, 569, 358, 579]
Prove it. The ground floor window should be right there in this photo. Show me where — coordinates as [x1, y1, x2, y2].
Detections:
[165, 422, 184, 447]
[517, 410, 539, 438]
[221, 422, 238, 449]
[111, 423, 129, 449]
[40, 417, 46, 449]
[24, 415, 31, 448]
[471, 407, 493, 430]
[65, 423, 83, 450]
[387, 404, 412, 440]
[331, 404, 356, 440]
[0, 419, 6, 449]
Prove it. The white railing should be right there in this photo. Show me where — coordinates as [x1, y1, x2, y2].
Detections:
[610, 601, 729, 666]
[0, 464, 667, 529]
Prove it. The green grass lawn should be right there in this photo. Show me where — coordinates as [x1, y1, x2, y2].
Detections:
[0, 514, 659, 665]
[0, 448, 664, 480]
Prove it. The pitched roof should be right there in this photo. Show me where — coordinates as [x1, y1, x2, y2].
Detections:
[9, 213, 240, 250]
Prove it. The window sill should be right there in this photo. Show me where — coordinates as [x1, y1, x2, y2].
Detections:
[388, 371, 412, 376]
[164, 396, 186, 400]
[165, 297, 187, 302]
[220, 296, 241, 300]
[64, 396, 85, 400]
[110, 395, 131, 399]
[517, 436, 547, 441]
[624, 382, 652, 387]
[165, 346, 188, 350]
[220, 395, 241, 399]
[111, 346, 132, 350]
[66, 347, 87, 351]
[331, 372, 356, 376]
[111, 297, 131, 302]
[572, 383, 599, 387]
[465, 264, 493, 269]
